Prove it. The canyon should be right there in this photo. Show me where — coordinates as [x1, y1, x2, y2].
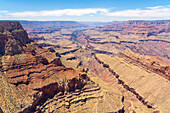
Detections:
[0, 20, 169, 113]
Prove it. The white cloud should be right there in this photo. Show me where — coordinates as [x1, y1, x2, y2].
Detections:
[0, 11, 8, 18]
[146, 6, 164, 9]
[0, 11, 8, 13]
[8, 8, 108, 17]
[106, 5, 170, 19]
[0, 6, 170, 21]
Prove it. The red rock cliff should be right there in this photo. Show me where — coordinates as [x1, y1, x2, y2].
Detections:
[0, 21, 32, 56]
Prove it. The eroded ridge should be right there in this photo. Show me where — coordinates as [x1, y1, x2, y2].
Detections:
[94, 51, 170, 112]
[0, 21, 126, 113]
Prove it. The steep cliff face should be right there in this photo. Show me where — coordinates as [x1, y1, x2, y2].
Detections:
[118, 50, 170, 80]
[0, 21, 32, 56]
[93, 51, 170, 113]
[0, 21, 125, 113]
[0, 21, 22, 32]
[100, 20, 170, 36]
[82, 27, 170, 60]
[17, 19, 170, 113]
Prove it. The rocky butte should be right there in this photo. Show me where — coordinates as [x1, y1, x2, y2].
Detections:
[0, 21, 170, 113]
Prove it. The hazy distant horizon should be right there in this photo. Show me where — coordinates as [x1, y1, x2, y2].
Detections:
[0, 19, 169, 23]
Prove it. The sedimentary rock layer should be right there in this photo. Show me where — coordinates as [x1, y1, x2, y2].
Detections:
[94, 51, 170, 113]
[0, 21, 125, 113]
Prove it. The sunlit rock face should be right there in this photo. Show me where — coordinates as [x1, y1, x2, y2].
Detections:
[0, 21, 126, 113]
[16, 20, 170, 113]
[0, 21, 32, 56]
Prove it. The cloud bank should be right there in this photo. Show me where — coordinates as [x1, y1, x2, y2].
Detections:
[0, 5, 169, 21]
[8, 8, 108, 17]
[0, 11, 8, 13]
[106, 5, 170, 19]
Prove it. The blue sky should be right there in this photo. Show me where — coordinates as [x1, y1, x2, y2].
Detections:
[0, 0, 170, 21]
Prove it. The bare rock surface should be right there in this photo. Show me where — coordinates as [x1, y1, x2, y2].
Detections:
[0, 21, 125, 113]
[94, 51, 170, 113]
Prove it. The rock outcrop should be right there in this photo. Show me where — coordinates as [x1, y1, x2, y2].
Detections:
[100, 20, 170, 36]
[19, 19, 170, 113]
[81, 26, 170, 60]
[0, 21, 32, 56]
[93, 51, 170, 113]
[0, 21, 125, 113]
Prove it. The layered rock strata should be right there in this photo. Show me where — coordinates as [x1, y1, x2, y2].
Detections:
[93, 51, 170, 113]
[0, 21, 125, 113]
